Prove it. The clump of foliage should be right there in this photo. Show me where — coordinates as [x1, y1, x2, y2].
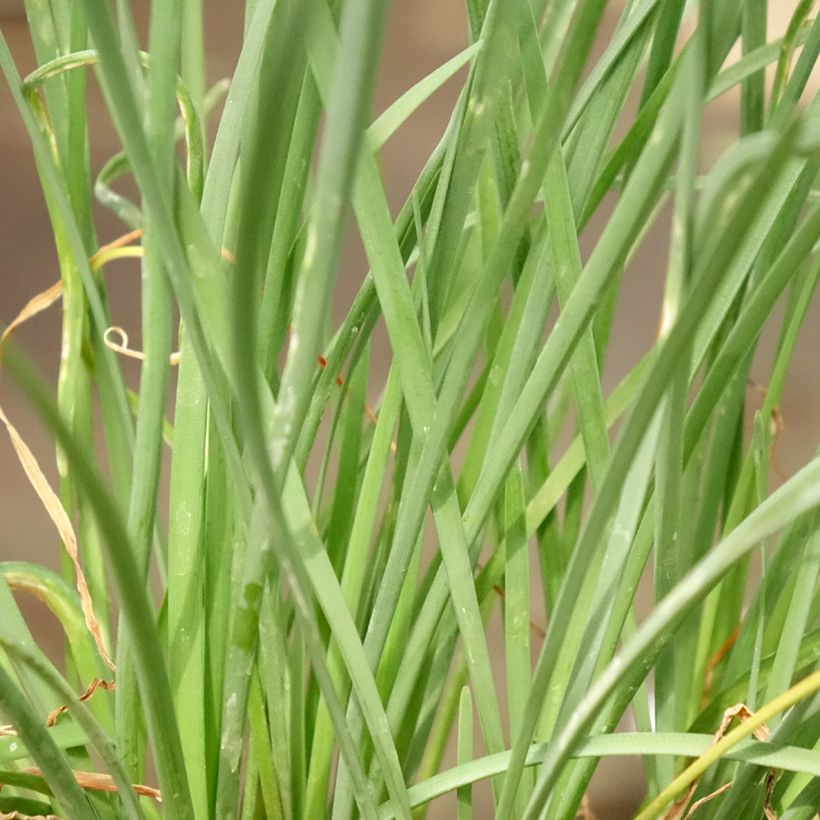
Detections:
[1, 0, 819, 818]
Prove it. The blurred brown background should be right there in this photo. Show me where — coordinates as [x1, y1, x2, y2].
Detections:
[1, 2, 818, 817]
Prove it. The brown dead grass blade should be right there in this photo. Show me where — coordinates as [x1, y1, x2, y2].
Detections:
[23, 768, 161, 802]
[678, 781, 732, 820]
[0, 404, 115, 670]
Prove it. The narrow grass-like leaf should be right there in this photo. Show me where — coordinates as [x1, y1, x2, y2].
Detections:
[456, 687, 473, 820]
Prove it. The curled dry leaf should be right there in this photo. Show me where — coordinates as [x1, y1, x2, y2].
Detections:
[763, 769, 777, 820]
[663, 703, 775, 820]
[103, 326, 181, 366]
[0, 404, 115, 670]
[714, 704, 770, 743]
[46, 677, 115, 726]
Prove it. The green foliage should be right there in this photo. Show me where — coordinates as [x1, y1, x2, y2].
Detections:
[1, 1, 819, 818]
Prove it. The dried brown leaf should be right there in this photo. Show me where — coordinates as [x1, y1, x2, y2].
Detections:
[715, 704, 770, 743]
[46, 678, 115, 726]
[680, 781, 733, 820]
[0, 281, 63, 360]
[663, 703, 775, 820]
[0, 404, 115, 670]
[23, 768, 161, 802]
